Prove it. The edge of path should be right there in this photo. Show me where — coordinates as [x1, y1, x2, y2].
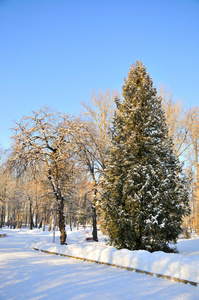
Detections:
[32, 247, 199, 288]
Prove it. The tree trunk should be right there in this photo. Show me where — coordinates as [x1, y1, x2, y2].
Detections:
[0, 205, 4, 228]
[39, 218, 43, 229]
[92, 204, 98, 241]
[43, 209, 46, 232]
[35, 204, 38, 228]
[25, 207, 28, 228]
[69, 216, 72, 231]
[13, 210, 16, 229]
[196, 158, 199, 234]
[73, 219, 76, 229]
[29, 199, 34, 230]
[16, 211, 20, 229]
[43, 218, 46, 231]
[92, 188, 98, 242]
[48, 213, 53, 231]
[58, 198, 67, 245]
[35, 213, 38, 228]
[48, 168, 67, 244]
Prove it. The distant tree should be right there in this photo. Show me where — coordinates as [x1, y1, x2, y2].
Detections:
[101, 61, 190, 252]
[187, 106, 199, 233]
[159, 86, 190, 158]
[0, 146, 8, 228]
[64, 170, 93, 231]
[0, 167, 11, 228]
[78, 89, 117, 241]
[159, 87, 199, 234]
[72, 122, 102, 241]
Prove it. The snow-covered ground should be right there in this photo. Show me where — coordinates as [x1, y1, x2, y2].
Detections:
[1, 227, 199, 299]
[29, 228, 199, 284]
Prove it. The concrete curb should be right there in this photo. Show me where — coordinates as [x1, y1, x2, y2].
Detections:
[0, 233, 7, 238]
[33, 247, 198, 287]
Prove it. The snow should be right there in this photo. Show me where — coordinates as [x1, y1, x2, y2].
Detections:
[1, 227, 199, 299]
[28, 229, 199, 284]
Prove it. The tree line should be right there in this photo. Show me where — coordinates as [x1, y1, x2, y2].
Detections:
[0, 61, 198, 251]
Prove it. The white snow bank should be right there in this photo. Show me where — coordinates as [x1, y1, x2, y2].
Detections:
[28, 229, 199, 284]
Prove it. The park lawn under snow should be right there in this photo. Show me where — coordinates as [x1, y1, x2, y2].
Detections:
[2, 228, 199, 300]
[24, 227, 199, 284]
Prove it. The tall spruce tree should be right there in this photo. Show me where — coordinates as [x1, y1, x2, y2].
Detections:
[101, 61, 190, 252]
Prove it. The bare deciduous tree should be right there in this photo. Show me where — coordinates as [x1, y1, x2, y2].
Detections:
[159, 86, 190, 158]
[8, 107, 80, 244]
[79, 90, 118, 240]
[187, 106, 199, 232]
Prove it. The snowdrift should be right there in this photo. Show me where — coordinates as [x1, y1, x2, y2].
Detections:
[28, 229, 199, 285]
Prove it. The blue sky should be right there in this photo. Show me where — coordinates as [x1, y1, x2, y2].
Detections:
[0, 0, 198, 149]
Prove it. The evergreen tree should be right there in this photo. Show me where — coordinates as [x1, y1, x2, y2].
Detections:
[100, 61, 190, 252]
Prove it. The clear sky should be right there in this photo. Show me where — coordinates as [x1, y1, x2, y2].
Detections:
[0, 0, 198, 149]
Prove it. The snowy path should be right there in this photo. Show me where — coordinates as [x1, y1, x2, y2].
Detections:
[0, 231, 199, 299]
